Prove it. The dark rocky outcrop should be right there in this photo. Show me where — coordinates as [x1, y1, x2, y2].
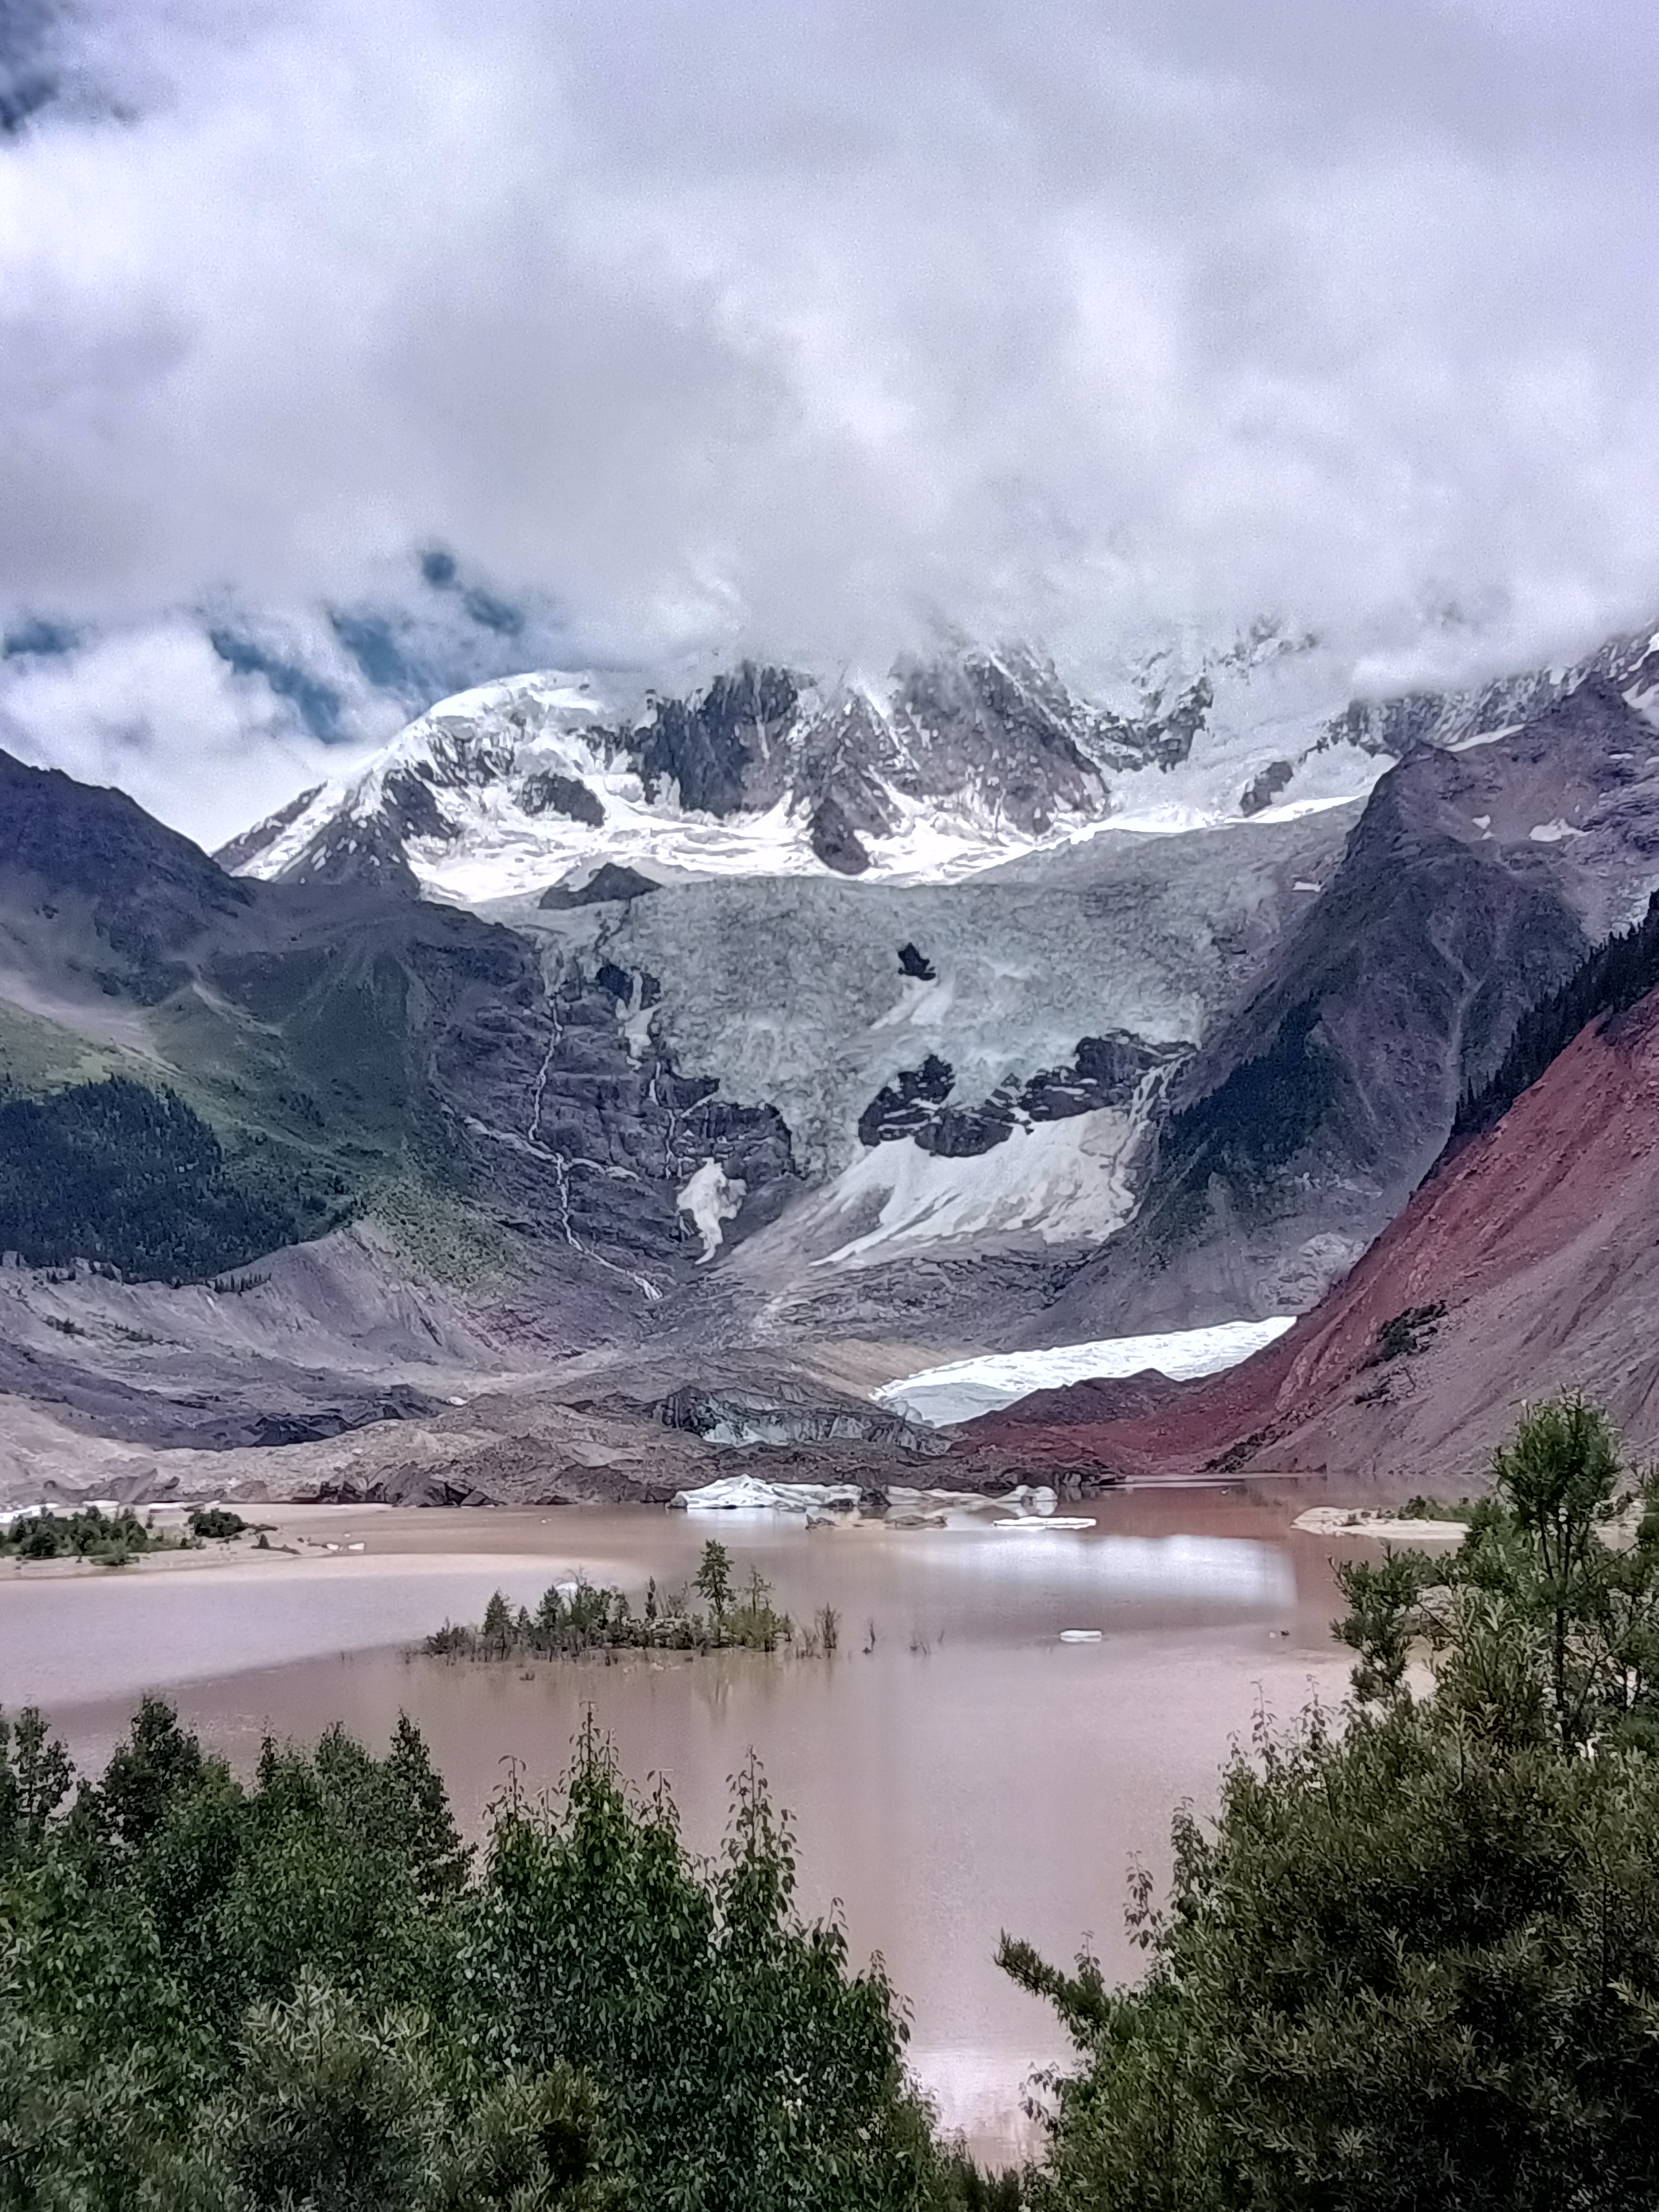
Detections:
[857, 1055, 956, 1146]
[538, 863, 660, 908]
[854, 1032, 1183, 1160]
[649, 1380, 945, 1454]
[1239, 760, 1293, 816]
[520, 769, 605, 825]
[634, 663, 801, 816]
[808, 797, 870, 874]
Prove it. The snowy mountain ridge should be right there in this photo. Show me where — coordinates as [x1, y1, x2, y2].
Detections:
[219, 620, 1659, 905]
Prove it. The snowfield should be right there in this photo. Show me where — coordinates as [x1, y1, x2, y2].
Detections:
[807, 1107, 1152, 1266]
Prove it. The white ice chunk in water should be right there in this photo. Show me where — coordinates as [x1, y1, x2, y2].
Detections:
[672, 1475, 863, 1512]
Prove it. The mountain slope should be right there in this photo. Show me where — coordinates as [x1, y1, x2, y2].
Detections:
[0, 749, 796, 1306]
[1038, 680, 1659, 1338]
[966, 896, 1659, 1488]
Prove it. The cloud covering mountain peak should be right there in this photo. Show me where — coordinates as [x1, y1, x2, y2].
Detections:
[6, 0, 1659, 831]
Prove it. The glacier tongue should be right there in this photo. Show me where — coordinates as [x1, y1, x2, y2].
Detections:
[875, 1317, 1297, 1427]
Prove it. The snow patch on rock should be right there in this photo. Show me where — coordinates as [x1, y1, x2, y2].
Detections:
[676, 1159, 746, 1264]
[807, 1109, 1150, 1268]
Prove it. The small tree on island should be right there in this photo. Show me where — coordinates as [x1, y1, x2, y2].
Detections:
[481, 1590, 515, 1657]
[694, 1539, 733, 1625]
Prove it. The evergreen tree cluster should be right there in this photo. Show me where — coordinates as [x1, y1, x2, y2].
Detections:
[0, 1076, 332, 1282]
[23, 1394, 1659, 2206]
[1009, 1395, 1659, 2211]
[1453, 888, 1659, 1144]
[0, 1702, 969, 2211]
[1148, 999, 1338, 1238]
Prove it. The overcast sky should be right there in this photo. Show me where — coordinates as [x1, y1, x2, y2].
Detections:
[4, 0, 1659, 840]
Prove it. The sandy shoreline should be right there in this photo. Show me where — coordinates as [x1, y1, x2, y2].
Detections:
[1293, 1506, 1469, 1543]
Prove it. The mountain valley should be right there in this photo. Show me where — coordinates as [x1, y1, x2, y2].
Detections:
[8, 623, 1659, 1504]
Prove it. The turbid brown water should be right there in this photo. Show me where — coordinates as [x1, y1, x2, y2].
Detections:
[0, 1491, 1353, 2162]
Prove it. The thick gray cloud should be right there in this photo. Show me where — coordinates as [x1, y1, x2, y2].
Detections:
[4, 0, 1659, 836]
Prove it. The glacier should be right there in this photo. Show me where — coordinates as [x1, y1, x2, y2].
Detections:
[874, 1317, 1297, 1427]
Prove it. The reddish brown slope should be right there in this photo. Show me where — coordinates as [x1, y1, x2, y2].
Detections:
[964, 984, 1659, 1493]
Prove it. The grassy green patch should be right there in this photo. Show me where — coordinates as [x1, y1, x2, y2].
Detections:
[368, 1171, 524, 1290]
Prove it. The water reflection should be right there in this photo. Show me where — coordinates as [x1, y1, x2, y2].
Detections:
[936, 1529, 1296, 1608]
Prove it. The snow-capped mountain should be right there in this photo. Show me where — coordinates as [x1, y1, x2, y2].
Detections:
[217, 647, 1173, 896]
[219, 624, 1659, 905]
[182, 611, 1659, 1353]
[204, 641, 1338, 899]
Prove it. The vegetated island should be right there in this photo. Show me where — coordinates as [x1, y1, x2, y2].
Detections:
[426, 1539, 842, 1661]
[0, 1501, 258, 1567]
[1293, 1500, 1473, 1542]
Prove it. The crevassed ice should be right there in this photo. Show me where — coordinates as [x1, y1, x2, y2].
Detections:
[874, 1316, 1296, 1427]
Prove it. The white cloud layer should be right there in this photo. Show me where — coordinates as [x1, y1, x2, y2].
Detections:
[5, 0, 1659, 837]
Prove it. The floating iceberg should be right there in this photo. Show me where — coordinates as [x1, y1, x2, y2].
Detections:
[671, 1475, 863, 1513]
[993, 1516, 1097, 1531]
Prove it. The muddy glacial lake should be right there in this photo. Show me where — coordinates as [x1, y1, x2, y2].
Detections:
[0, 1491, 1356, 2162]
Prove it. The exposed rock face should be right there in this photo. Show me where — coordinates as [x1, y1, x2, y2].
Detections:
[520, 769, 605, 826]
[808, 796, 871, 875]
[855, 1034, 1185, 1160]
[647, 1379, 945, 1455]
[1239, 760, 1293, 816]
[857, 1054, 958, 1148]
[445, 946, 798, 1277]
[538, 862, 661, 909]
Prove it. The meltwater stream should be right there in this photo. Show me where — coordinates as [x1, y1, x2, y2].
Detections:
[0, 1492, 1352, 2163]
